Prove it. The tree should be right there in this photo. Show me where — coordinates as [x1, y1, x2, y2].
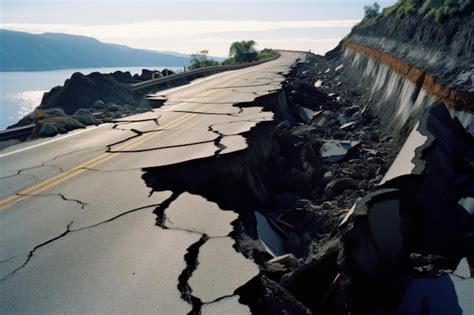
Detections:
[189, 50, 219, 70]
[229, 40, 258, 63]
[364, 2, 381, 18]
[258, 48, 277, 60]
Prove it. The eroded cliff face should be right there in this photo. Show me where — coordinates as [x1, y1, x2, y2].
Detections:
[342, 41, 473, 110]
[346, 14, 473, 94]
[326, 14, 474, 137]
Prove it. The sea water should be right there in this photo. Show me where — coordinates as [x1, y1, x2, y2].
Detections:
[0, 66, 180, 130]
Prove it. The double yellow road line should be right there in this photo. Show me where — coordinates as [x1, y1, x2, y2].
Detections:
[0, 103, 215, 210]
[0, 63, 276, 211]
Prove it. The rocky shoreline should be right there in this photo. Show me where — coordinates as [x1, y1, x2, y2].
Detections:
[3, 69, 177, 144]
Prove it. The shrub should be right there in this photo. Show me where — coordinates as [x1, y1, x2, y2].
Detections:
[189, 50, 220, 70]
[364, 2, 381, 18]
[382, 0, 474, 22]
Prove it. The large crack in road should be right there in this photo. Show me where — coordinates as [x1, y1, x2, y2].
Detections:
[0, 53, 308, 314]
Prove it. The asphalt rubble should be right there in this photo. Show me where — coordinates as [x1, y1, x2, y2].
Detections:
[139, 53, 407, 314]
[253, 53, 473, 314]
[143, 51, 472, 314]
[253, 54, 403, 313]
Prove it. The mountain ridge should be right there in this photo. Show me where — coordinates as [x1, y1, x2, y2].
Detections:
[0, 29, 195, 71]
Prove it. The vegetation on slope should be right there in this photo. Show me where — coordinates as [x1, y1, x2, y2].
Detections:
[188, 50, 220, 70]
[362, 0, 474, 24]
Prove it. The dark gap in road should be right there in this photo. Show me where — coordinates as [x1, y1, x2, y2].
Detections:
[0, 146, 101, 180]
[74, 204, 163, 232]
[141, 88, 316, 312]
[0, 163, 63, 180]
[178, 235, 208, 315]
[208, 125, 227, 156]
[111, 124, 143, 136]
[16, 193, 88, 209]
[105, 127, 220, 154]
[141, 122, 274, 215]
[152, 192, 181, 227]
[2, 203, 163, 280]
[139, 55, 422, 313]
[2, 222, 73, 281]
[152, 192, 209, 313]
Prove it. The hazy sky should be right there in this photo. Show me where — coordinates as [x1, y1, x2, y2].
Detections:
[0, 0, 397, 56]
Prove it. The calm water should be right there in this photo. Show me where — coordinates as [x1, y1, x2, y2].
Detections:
[0, 66, 181, 130]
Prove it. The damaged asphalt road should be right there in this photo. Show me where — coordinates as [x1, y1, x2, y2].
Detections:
[4, 48, 470, 314]
[0, 52, 306, 313]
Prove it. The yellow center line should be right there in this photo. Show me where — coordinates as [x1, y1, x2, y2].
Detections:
[0, 104, 215, 209]
[0, 72, 250, 210]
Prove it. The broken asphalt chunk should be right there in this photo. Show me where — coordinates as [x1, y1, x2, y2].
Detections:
[188, 237, 260, 304]
[298, 107, 318, 123]
[320, 140, 360, 162]
[163, 192, 237, 237]
[255, 212, 287, 257]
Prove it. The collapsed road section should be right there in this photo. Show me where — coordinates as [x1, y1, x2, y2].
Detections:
[0, 52, 314, 314]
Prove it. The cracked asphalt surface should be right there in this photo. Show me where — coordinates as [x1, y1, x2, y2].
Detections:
[0, 51, 305, 313]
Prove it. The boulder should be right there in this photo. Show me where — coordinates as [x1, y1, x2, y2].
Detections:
[111, 71, 136, 83]
[39, 72, 137, 114]
[42, 108, 66, 117]
[74, 113, 102, 126]
[137, 69, 162, 81]
[38, 123, 58, 137]
[161, 68, 175, 76]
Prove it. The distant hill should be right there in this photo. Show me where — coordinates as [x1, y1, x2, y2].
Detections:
[0, 29, 192, 71]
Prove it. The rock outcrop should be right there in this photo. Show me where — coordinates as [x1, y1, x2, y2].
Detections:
[39, 71, 141, 115]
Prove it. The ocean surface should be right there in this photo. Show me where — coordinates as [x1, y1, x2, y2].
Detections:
[0, 66, 181, 130]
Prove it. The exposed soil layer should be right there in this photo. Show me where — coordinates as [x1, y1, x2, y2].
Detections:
[342, 41, 474, 110]
[346, 14, 474, 94]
